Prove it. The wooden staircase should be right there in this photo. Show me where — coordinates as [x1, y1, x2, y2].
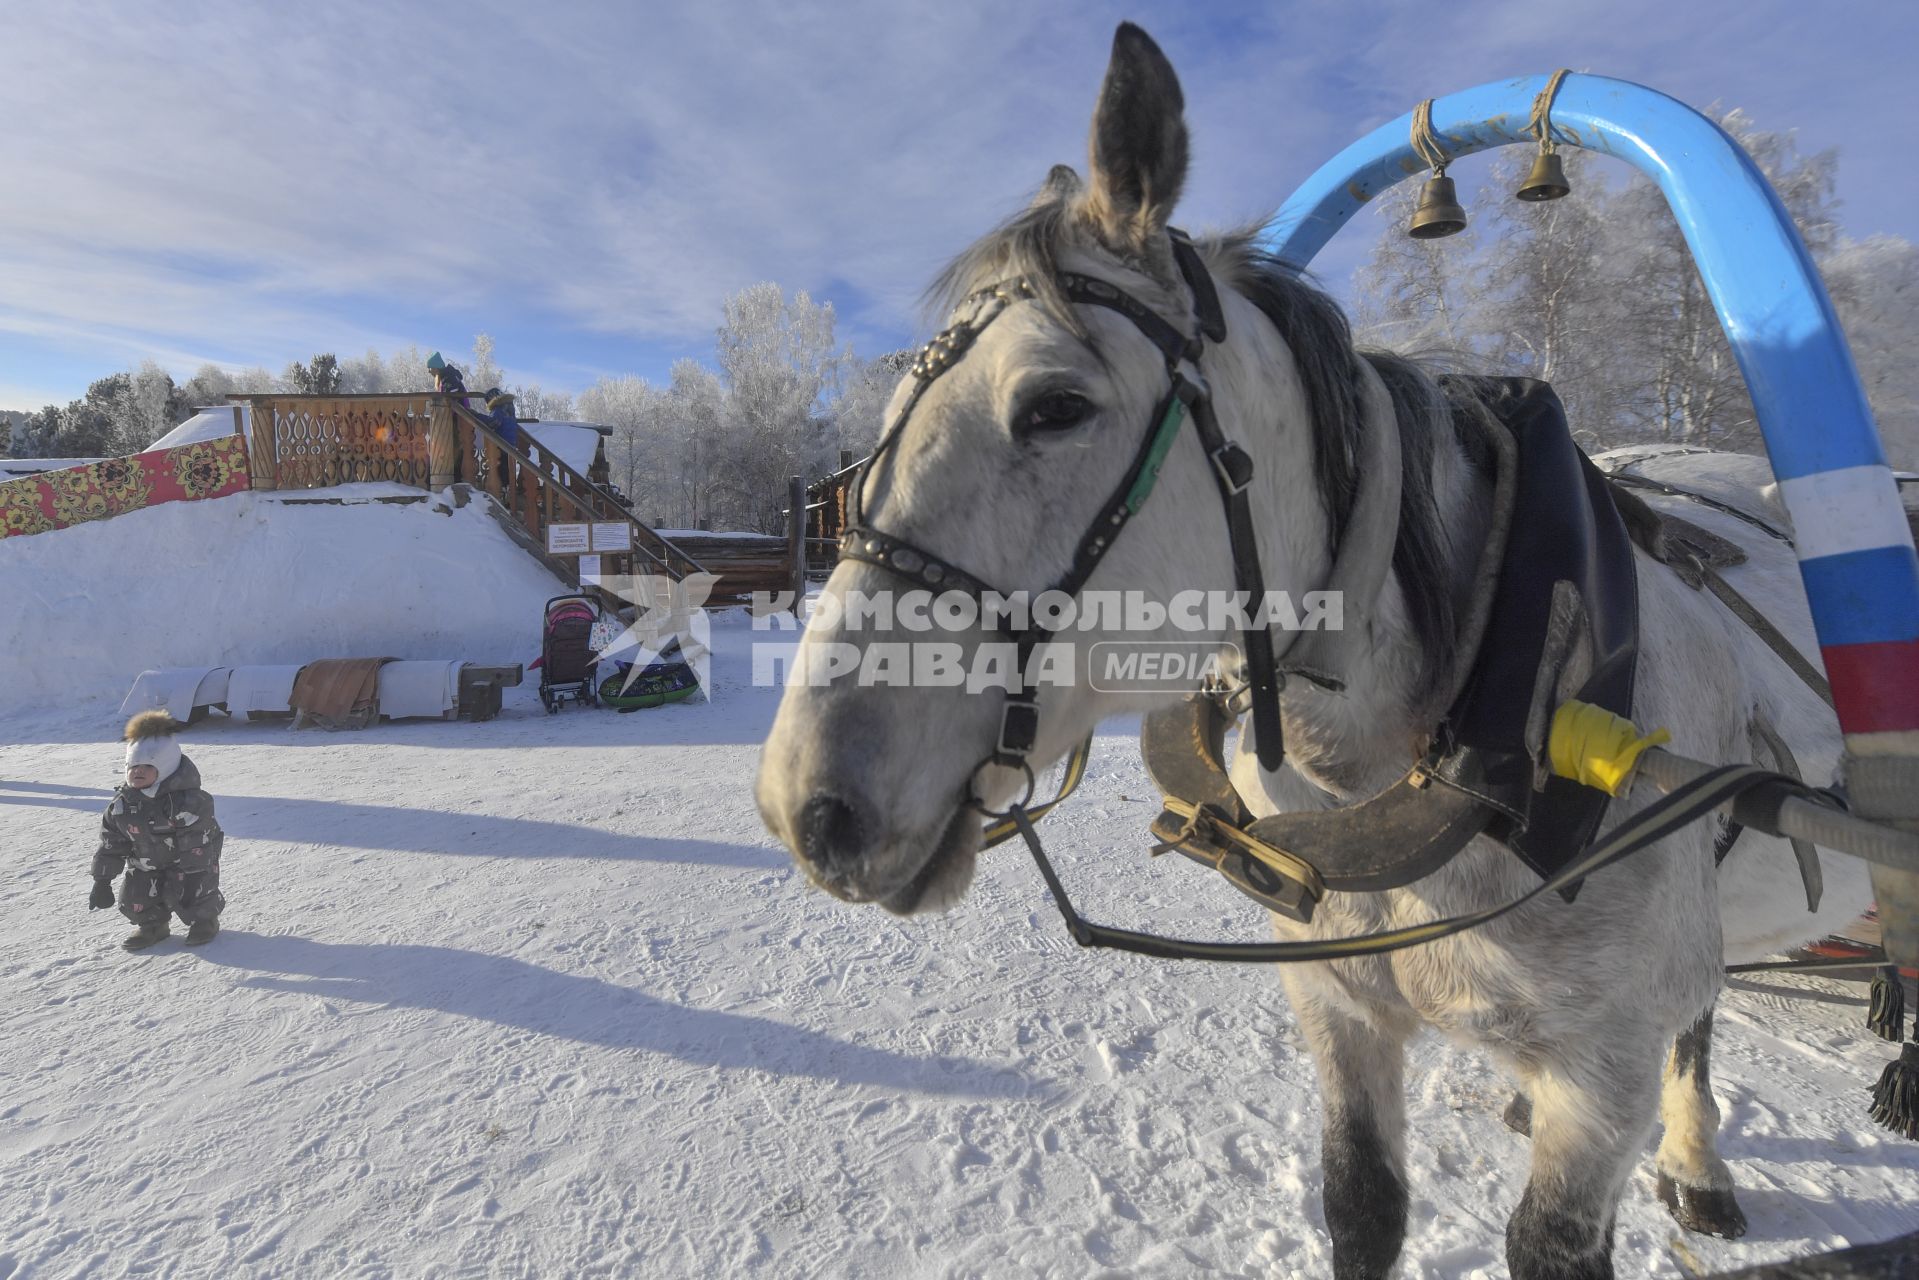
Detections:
[445, 402, 706, 583]
[239, 393, 839, 608]
[240, 393, 707, 600]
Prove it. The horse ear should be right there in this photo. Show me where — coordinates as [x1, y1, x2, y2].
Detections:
[1084, 23, 1188, 255]
[1034, 164, 1083, 207]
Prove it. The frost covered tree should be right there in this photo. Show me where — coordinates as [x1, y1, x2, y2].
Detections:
[468, 334, 506, 394]
[1351, 106, 1904, 458]
[1824, 234, 1919, 470]
[383, 345, 434, 393]
[1354, 177, 1482, 355]
[664, 359, 728, 529]
[509, 385, 575, 422]
[126, 361, 189, 449]
[713, 283, 853, 531]
[828, 349, 913, 457]
[577, 375, 665, 507]
[179, 363, 275, 408]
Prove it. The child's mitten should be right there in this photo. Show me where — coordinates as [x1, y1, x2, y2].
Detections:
[89, 879, 115, 910]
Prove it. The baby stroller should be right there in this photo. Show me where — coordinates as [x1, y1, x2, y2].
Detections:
[537, 595, 601, 712]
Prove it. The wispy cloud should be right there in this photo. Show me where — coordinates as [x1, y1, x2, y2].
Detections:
[2, 0, 1911, 404]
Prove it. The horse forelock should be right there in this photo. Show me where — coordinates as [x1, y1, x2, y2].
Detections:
[924, 174, 1186, 341]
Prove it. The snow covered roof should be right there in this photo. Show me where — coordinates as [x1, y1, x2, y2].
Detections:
[521, 421, 603, 478]
[148, 405, 251, 451]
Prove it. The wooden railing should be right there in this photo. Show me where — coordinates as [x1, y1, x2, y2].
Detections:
[805, 454, 864, 570]
[238, 392, 706, 587]
[242, 393, 434, 490]
[447, 402, 706, 583]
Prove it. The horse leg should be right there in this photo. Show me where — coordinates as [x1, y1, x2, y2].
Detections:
[1507, 1037, 1663, 1280]
[1296, 995, 1412, 1280]
[1654, 1005, 1748, 1238]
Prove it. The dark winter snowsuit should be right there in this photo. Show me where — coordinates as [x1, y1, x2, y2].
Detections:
[93, 755, 225, 929]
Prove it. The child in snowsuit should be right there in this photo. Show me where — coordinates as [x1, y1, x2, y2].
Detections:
[90, 712, 226, 951]
[427, 352, 471, 408]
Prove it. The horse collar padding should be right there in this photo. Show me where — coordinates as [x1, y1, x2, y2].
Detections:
[1138, 397, 1526, 921]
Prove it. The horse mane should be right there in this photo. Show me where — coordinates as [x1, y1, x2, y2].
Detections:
[924, 171, 1091, 339]
[928, 185, 1492, 703]
[1207, 228, 1499, 705]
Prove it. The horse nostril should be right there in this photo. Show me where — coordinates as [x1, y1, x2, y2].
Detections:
[800, 794, 866, 870]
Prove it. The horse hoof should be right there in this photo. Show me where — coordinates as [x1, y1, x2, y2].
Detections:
[1503, 1093, 1532, 1137]
[1656, 1172, 1748, 1239]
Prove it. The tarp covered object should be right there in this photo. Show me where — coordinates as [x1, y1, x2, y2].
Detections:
[376, 660, 464, 720]
[290, 658, 394, 729]
[120, 668, 231, 722]
[226, 665, 307, 716]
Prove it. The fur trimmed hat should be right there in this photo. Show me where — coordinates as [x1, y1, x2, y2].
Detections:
[123, 711, 184, 783]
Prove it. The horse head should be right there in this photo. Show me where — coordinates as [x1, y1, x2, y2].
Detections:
[758, 23, 1456, 915]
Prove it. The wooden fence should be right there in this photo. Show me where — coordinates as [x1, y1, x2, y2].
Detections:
[243, 393, 434, 490]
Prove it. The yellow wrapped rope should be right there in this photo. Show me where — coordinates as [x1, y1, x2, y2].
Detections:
[1547, 700, 1671, 797]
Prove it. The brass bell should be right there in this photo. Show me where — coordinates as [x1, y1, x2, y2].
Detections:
[1407, 173, 1467, 239]
[1515, 150, 1571, 202]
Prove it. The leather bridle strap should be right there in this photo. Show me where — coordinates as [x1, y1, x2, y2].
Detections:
[840, 232, 1288, 771]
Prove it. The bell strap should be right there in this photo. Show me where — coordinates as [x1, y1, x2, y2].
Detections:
[1698, 563, 1834, 707]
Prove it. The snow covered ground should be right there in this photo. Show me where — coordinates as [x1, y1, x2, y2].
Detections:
[4, 604, 1918, 1278]
[4, 488, 1917, 1277]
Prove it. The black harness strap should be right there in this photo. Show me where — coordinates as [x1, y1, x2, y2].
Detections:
[1014, 763, 1775, 963]
[840, 235, 1289, 770]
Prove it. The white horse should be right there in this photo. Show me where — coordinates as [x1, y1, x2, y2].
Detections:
[757, 24, 1871, 1279]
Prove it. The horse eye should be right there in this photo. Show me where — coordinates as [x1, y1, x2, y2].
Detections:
[1021, 390, 1093, 433]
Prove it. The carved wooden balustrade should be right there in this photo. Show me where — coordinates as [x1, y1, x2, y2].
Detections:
[446, 401, 706, 584]
[238, 392, 707, 591]
[242, 393, 434, 490]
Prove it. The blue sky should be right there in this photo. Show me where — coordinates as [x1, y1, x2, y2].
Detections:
[3, 0, 1913, 412]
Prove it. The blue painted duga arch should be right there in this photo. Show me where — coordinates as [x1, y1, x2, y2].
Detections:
[1261, 73, 1919, 751]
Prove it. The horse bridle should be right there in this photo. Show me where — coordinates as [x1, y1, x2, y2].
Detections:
[830, 230, 1800, 967]
[838, 229, 1292, 803]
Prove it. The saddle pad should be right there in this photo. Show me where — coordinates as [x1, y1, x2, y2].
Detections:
[1429, 378, 1640, 889]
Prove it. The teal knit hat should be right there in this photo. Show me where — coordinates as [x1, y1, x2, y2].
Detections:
[427, 351, 446, 371]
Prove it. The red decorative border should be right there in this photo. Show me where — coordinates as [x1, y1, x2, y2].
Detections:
[0, 435, 252, 539]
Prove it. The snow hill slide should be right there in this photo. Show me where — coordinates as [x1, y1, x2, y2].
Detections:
[0, 481, 565, 714]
